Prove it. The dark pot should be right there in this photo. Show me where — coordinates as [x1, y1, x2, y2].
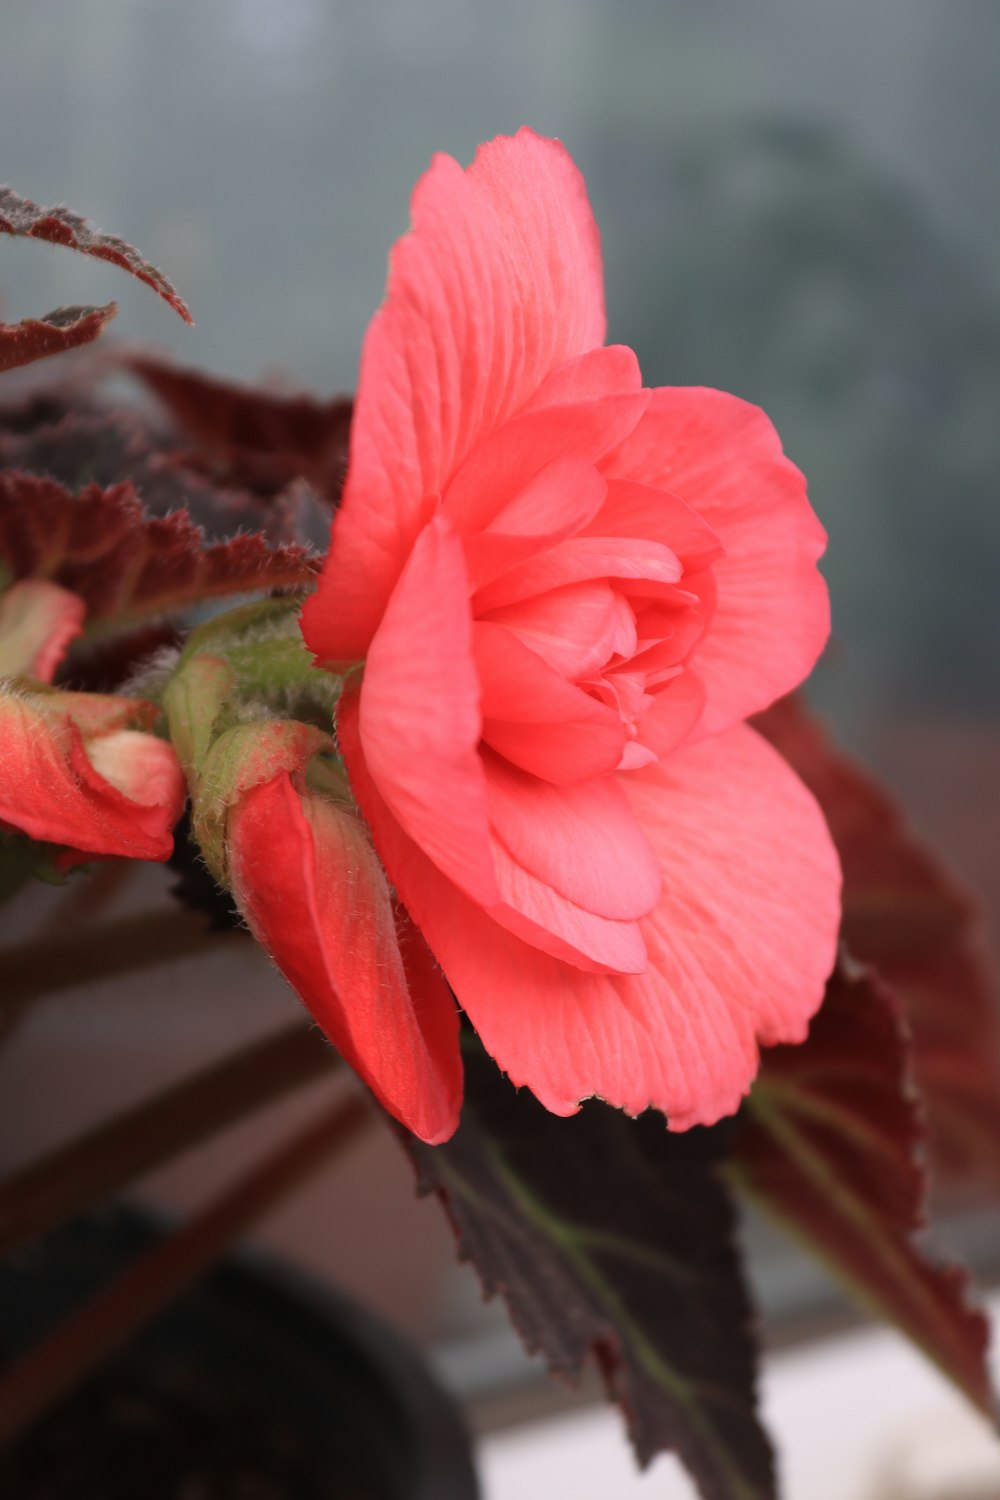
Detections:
[0, 1207, 481, 1500]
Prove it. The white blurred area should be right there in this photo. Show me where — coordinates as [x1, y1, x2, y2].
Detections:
[479, 1298, 1000, 1500]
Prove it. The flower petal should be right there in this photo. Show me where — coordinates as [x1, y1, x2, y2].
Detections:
[302, 128, 607, 665]
[78, 730, 186, 854]
[482, 749, 660, 920]
[344, 710, 840, 1131]
[473, 535, 682, 614]
[0, 693, 184, 861]
[585, 478, 723, 574]
[0, 580, 85, 682]
[229, 772, 462, 1143]
[460, 457, 607, 592]
[474, 622, 625, 784]
[604, 387, 830, 735]
[358, 515, 498, 906]
[481, 580, 630, 680]
[490, 831, 649, 973]
[443, 394, 647, 536]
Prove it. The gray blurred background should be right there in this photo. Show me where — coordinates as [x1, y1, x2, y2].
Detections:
[1, 0, 998, 1415]
[4, 0, 999, 771]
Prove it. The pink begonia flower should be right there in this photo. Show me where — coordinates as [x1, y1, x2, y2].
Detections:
[294, 128, 841, 1143]
[0, 582, 185, 863]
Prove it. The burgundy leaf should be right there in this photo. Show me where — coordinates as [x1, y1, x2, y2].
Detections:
[0, 470, 317, 628]
[410, 1040, 775, 1500]
[0, 400, 323, 554]
[0, 186, 192, 324]
[128, 356, 352, 503]
[735, 961, 993, 1416]
[754, 695, 1000, 1187]
[0, 305, 117, 375]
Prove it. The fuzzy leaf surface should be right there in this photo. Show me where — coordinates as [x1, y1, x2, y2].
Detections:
[0, 470, 317, 628]
[735, 961, 993, 1415]
[0, 397, 324, 550]
[409, 1040, 774, 1500]
[128, 356, 352, 502]
[755, 696, 1000, 1186]
[0, 186, 192, 323]
[0, 305, 117, 375]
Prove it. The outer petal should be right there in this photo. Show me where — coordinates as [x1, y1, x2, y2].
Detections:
[460, 457, 607, 591]
[302, 128, 607, 664]
[474, 622, 625, 784]
[482, 750, 660, 921]
[76, 730, 186, 857]
[359, 515, 498, 906]
[603, 387, 830, 736]
[0, 693, 184, 861]
[343, 700, 840, 1131]
[229, 773, 462, 1143]
[0, 580, 85, 682]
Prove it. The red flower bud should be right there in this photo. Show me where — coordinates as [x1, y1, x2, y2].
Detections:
[0, 687, 185, 863]
[228, 764, 462, 1143]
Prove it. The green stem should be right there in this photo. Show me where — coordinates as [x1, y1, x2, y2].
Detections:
[0, 1090, 372, 1446]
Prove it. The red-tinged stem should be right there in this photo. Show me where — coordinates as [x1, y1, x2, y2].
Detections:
[0, 1090, 372, 1446]
[0, 1023, 335, 1258]
[0, 907, 240, 1011]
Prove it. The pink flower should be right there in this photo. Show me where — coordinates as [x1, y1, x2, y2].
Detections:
[298, 128, 841, 1142]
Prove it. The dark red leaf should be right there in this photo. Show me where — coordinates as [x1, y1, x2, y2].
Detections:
[735, 961, 993, 1416]
[0, 186, 192, 324]
[0, 305, 117, 375]
[754, 695, 1000, 1187]
[128, 356, 352, 503]
[0, 400, 322, 551]
[410, 1040, 775, 1500]
[0, 470, 317, 628]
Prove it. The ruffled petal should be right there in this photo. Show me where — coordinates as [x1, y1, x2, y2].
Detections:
[604, 387, 830, 735]
[474, 621, 625, 784]
[584, 478, 723, 573]
[0, 693, 184, 861]
[358, 515, 498, 906]
[489, 830, 648, 973]
[302, 128, 607, 665]
[473, 535, 682, 614]
[344, 706, 840, 1131]
[460, 457, 607, 591]
[480, 581, 629, 680]
[521, 344, 642, 409]
[229, 772, 462, 1143]
[482, 749, 660, 920]
[443, 394, 647, 536]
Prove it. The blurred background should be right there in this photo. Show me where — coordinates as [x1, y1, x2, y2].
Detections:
[1, 0, 998, 1492]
